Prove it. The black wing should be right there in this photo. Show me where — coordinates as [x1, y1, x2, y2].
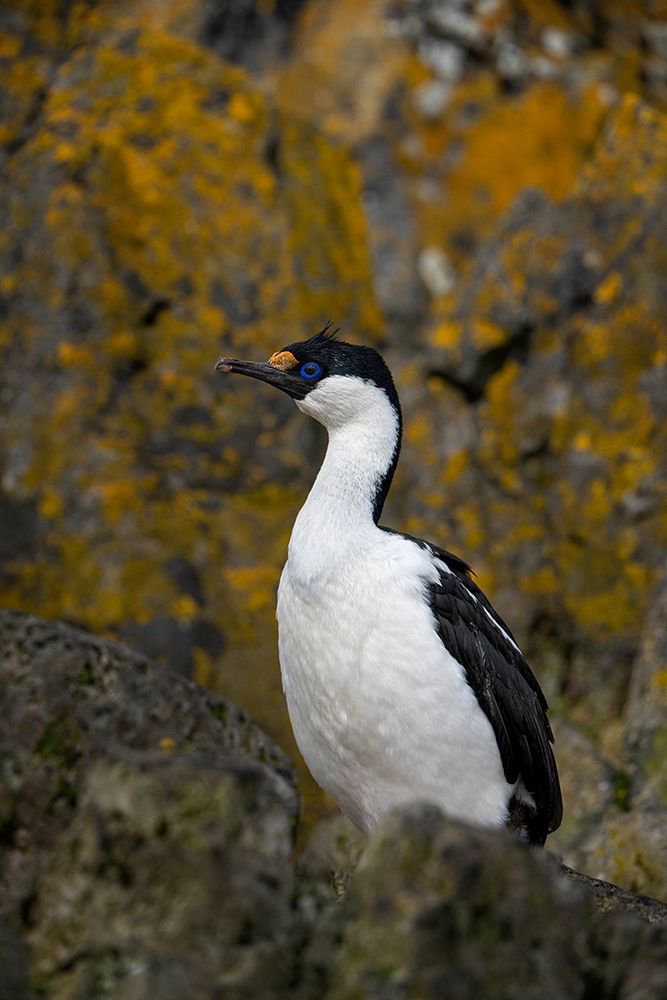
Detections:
[382, 527, 563, 845]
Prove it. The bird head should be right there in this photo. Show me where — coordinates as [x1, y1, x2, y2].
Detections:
[215, 324, 401, 432]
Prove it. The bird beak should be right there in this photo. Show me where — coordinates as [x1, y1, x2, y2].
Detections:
[214, 357, 308, 399]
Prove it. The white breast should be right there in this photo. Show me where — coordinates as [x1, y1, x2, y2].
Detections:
[277, 529, 513, 834]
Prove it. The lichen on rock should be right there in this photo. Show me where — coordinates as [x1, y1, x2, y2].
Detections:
[0, 3, 381, 776]
[30, 752, 297, 999]
[0, 609, 296, 932]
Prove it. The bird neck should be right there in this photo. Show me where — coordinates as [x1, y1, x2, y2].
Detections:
[288, 394, 401, 582]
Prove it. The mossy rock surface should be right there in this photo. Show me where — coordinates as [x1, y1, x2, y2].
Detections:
[625, 569, 667, 810]
[304, 806, 667, 1000]
[0, 609, 296, 932]
[29, 752, 297, 1000]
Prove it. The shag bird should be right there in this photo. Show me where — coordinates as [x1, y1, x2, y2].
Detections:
[215, 326, 562, 845]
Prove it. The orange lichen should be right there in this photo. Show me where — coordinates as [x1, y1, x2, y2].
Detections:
[431, 321, 463, 350]
[595, 271, 622, 304]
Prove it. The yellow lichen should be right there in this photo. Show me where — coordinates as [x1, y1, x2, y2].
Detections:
[595, 271, 622, 304]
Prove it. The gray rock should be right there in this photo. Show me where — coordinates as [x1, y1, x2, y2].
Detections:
[417, 245, 457, 297]
[29, 751, 296, 1000]
[555, 572, 667, 905]
[541, 27, 575, 59]
[568, 810, 667, 905]
[625, 569, 667, 809]
[412, 79, 453, 120]
[315, 806, 667, 1000]
[644, 21, 667, 60]
[0, 922, 30, 1000]
[423, 3, 487, 51]
[359, 135, 425, 326]
[561, 864, 667, 927]
[418, 37, 467, 80]
[0, 610, 296, 930]
[547, 719, 616, 856]
[198, 0, 307, 72]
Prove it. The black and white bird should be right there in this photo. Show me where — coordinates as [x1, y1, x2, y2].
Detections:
[215, 326, 562, 845]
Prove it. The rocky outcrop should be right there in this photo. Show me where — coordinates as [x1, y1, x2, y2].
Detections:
[1, 611, 666, 999]
[561, 865, 667, 928]
[0, 922, 29, 1000]
[316, 808, 667, 1000]
[625, 569, 667, 812]
[560, 573, 667, 901]
[29, 752, 297, 999]
[0, 610, 296, 933]
[0, 609, 298, 998]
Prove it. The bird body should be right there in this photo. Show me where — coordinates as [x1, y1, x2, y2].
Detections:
[215, 328, 562, 844]
[278, 527, 513, 834]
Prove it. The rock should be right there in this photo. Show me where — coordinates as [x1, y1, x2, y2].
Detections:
[555, 572, 667, 904]
[417, 245, 457, 298]
[547, 719, 616, 857]
[358, 135, 425, 325]
[625, 568, 667, 809]
[29, 751, 296, 1000]
[198, 0, 307, 72]
[0, 923, 30, 1000]
[561, 865, 667, 927]
[0, 610, 296, 931]
[412, 79, 453, 120]
[298, 813, 366, 900]
[560, 572, 667, 902]
[568, 811, 667, 906]
[118, 612, 225, 678]
[313, 806, 667, 1000]
[542, 710, 667, 904]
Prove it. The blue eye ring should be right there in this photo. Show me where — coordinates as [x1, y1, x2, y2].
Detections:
[299, 361, 322, 380]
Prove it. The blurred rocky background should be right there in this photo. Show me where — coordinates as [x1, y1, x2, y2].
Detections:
[1, 0, 667, 967]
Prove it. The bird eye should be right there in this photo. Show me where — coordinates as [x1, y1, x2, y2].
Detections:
[299, 361, 322, 380]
